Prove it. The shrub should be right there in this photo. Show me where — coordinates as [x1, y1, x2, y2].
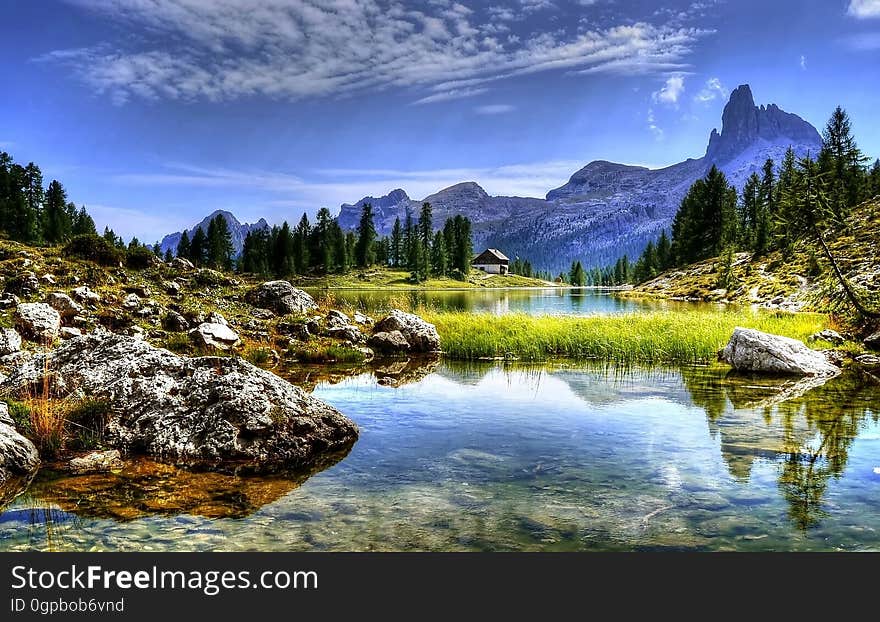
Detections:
[293, 344, 367, 364]
[63, 234, 124, 267]
[66, 399, 113, 450]
[165, 333, 192, 354]
[126, 246, 159, 270]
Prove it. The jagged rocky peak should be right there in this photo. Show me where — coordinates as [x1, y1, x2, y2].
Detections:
[158, 210, 269, 258]
[424, 181, 489, 203]
[705, 84, 822, 164]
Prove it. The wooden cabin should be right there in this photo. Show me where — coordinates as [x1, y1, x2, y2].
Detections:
[472, 249, 510, 275]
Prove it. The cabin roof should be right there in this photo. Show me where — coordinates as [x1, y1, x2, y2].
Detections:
[472, 248, 510, 264]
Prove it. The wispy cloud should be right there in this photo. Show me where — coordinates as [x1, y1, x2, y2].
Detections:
[848, 0, 880, 18]
[647, 108, 663, 139]
[474, 104, 516, 115]
[800, 55, 807, 70]
[652, 74, 685, 106]
[43, 0, 711, 105]
[694, 77, 727, 103]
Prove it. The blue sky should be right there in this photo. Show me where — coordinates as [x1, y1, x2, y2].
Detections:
[1, 0, 879, 242]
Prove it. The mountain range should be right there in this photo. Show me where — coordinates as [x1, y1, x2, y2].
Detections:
[161, 85, 823, 273]
[159, 210, 269, 258]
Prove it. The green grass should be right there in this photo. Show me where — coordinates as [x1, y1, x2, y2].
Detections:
[422, 308, 830, 364]
[292, 344, 367, 364]
[291, 267, 558, 290]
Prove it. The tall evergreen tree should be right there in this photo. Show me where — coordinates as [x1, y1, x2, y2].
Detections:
[190, 226, 208, 266]
[207, 214, 234, 270]
[311, 207, 334, 273]
[43, 180, 72, 244]
[176, 230, 191, 260]
[418, 202, 433, 248]
[670, 165, 737, 265]
[355, 203, 376, 268]
[390, 217, 403, 268]
[293, 213, 311, 274]
[273, 222, 294, 276]
[819, 106, 868, 217]
[656, 231, 672, 271]
[330, 221, 348, 273]
[431, 230, 447, 276]
[72, 206, 97, 235]
[452, 215, 473, 278]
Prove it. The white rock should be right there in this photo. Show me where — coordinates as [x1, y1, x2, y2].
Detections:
[0, 329, 22, 356]
[719, 328, 840, 377]
[46, 292, 84, 318]
[60, 327, 82, 339]
[72, 286, 101, 304]
[190, 322, 241, 350]
[15, 302, 61, 341]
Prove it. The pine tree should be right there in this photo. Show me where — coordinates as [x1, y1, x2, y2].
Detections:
[208, 214, 234, 270]
[293, 213, 311, 274]
[431, 230, 447, 276]
[452, 215, 473, 278]
[330, 221, 348, 273]
[190, 227, 208, 266]
[869, 159, 880, 199]
[164, 248, 173, 263]
[21, 162, 43, 242]
[774, 148, 800, 253]
[418, 202, 433, 248]
[819, 106, 868, 216]
[739, 173, 761, 248]
[311, 208, 334, 273]
[72, 206, 97, 236]
[273, 222, 294, 276]
[176, 230, 191, 260]
[656, 231, 672, 271]
[43, 180, 72, 244]
[670, 165, 737, 265]
[390, 217, 403, 268]
[354, 203, 377, 268]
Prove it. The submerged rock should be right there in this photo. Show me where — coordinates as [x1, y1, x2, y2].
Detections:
[15, 302, 62, 341]
[374, 310, 440, 353]
[719, 328, 840, 377]
[245, 281, 318, 316]
[0, 333, 358, 468]
[69, 450, 124, 475]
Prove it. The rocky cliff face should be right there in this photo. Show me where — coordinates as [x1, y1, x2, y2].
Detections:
[159, 210, 269, 258]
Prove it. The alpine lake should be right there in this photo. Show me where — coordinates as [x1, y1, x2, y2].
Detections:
[2, 288, 879, 552]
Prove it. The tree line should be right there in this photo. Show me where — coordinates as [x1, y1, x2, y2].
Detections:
[0, 152, 97, 244]
[235, 202, 476, 283]
[632, 106, 880, 316]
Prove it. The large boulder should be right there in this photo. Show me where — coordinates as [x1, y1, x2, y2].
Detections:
[190, 322, 241, 350]
[46, 292, 84, 319]
[15, 302, 61, 341]
[0, 402, 40, 493]
[245, 281, 318, 316]
[71, 286, 101, 304]
[368, 330, 410, 354]
[374, 310, 440, 353]
[0, 333, 358, 468]
[162, 310, 190, 332]
[0, 329, 22, 356]
[719, 328, 840, 377]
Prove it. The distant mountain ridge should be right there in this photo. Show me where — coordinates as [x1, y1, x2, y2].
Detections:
[161, 85, 823, 273]
[159, 210, 269, 258]
[336, 84, 823, 272]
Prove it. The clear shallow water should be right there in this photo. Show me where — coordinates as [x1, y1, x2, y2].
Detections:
[1, 362, 879, 552]
[308, 287, 708, 316]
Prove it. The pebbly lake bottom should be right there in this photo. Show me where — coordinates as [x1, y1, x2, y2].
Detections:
[1, 361, 879, 552]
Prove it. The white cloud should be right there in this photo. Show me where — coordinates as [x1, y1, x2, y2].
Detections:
[474, 104, 516, 114]
[647, 108, 663, 139]
[848, 0, 880, 18]
[45, 0, 710, 105]
[694, 77, 727, 103]
[652, 74, 685, 106]
[800, 55, 807, 70]
[412, 87, 489, 105]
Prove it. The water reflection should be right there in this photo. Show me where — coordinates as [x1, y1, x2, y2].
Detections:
[2, 361, 878, 551]
[310, 287, 708, 316]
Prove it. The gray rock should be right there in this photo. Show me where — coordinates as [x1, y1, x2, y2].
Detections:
[46, 292, 84, 319]
[6, 272, 40, 297]
[163, 280, 181, 295]
[278, 320, 310, 342]
[810, 329, 845, 345]
[15, 302, 62, 341]
[245, 281, 318, 316]
[0, 401, 40, 489]
[374, 310, 440, 353]
[60, 327, 82, 339]
[206, 311, 228, 326]
[719, 328, 840, 377]
[0, 329, 22, 356]
[71, 286, 101, 304]
[353, 312, 374, 325]
[162, 311, 190, 332]
[326, 309, 350, 329]
[855, 354, 880, 369]
[41, 274, 56, 285]
[368, 330, 411, 354]
[864, 331, 880, 351]
[327, 325, 364, 343]
[69, 450, 124, 475]
[190, 322, 241, 350]
[252, 308, 274, 320]
[128, 325, 146, 340]
[170, 256, 195, 271]
[122, 293, 141, 310]
[0, 334, 357, 468]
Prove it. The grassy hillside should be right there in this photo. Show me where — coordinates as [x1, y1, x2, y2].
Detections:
[628, 197, 880, 316]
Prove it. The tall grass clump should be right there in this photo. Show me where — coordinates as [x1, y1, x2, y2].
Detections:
[422, 309, 829, 364]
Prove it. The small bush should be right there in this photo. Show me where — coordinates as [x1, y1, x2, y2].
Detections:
[5, 400, 32, 435]
[126, 246, 159, 270]
[66, 399, 113, 450]
[165, 333, 192, 353]
[63, 234, 124, 267]
[244, 346, 273, 367]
